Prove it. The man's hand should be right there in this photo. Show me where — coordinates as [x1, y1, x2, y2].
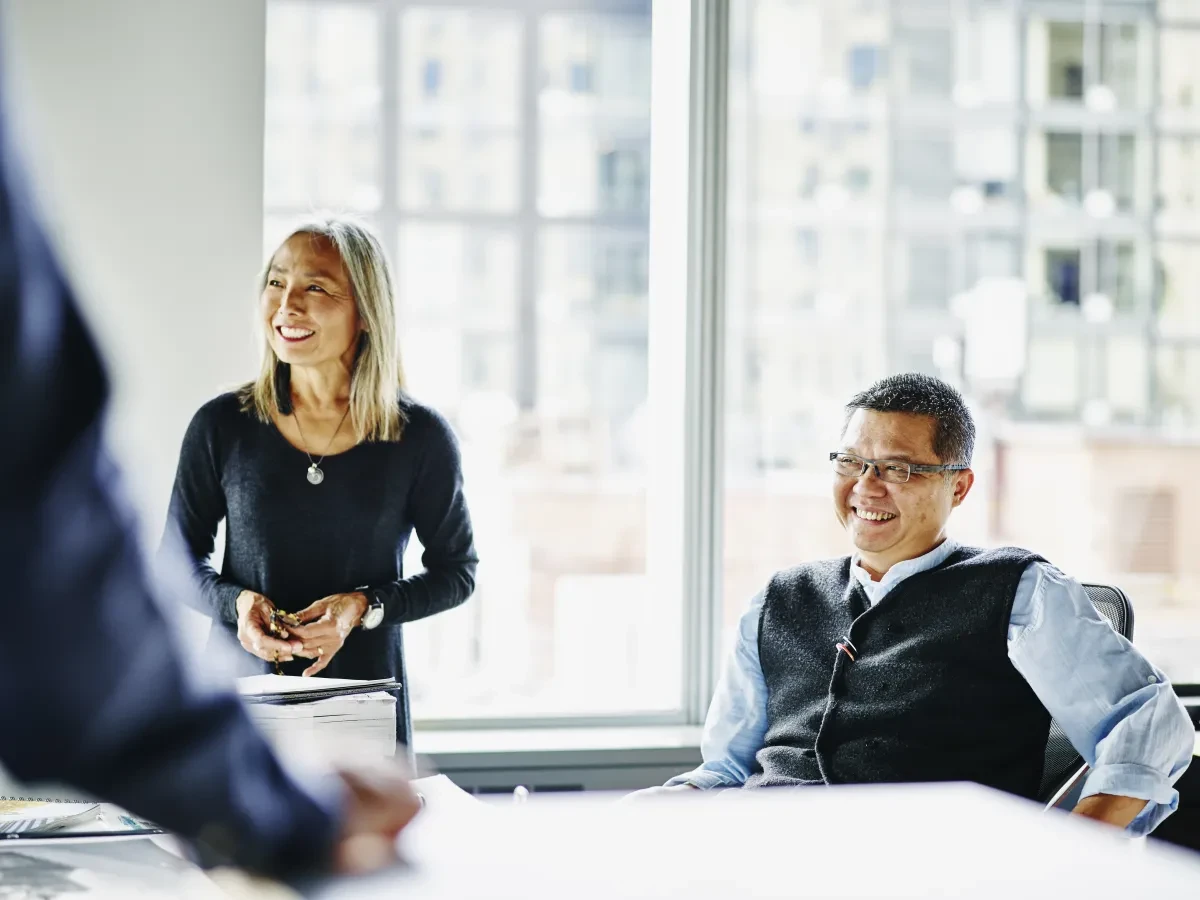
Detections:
[1071, 793, 1148, 830]
[624, 783, 700, 801]
[235, 591, 303, 664]
[287, 593, 369, 676]
[332, 765, 423, 874]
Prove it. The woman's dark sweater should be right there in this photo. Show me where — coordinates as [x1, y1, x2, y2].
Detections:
[164, 392, 478, 745]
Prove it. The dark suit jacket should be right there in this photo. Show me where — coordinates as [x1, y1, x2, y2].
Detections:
[0, 75, 341, 876]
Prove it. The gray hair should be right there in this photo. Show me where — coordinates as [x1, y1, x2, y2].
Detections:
[843, 373, 975, 465]
[242, 216, 406, 442]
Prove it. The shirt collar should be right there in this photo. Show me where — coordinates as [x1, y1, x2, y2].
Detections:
[850, 538, 961, 605]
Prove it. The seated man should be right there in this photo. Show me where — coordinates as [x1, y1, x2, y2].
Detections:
[638, 374, 1193, 834]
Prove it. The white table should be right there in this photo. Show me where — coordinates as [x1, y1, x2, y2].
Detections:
[315, 782, 1200, 899]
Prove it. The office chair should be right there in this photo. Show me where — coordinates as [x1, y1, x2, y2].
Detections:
[1039, 583, 1135, 810]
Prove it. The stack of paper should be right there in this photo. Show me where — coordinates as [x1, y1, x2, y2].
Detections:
[238, 676, 399, 764]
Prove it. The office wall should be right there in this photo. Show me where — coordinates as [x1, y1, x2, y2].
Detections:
[1, 0, 267, 545]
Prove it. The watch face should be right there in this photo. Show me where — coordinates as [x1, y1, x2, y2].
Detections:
[363, 604, 385, 630]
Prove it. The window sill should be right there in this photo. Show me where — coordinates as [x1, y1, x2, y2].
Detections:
[413, 724, 703, 780]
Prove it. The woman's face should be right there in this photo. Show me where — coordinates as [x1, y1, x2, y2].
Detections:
[261, 233, 361, 370]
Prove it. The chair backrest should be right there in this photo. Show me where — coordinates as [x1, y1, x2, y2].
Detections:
[1035, 583, 1135, 803]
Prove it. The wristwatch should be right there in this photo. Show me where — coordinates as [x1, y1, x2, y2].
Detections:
[360, 589, 385, 630]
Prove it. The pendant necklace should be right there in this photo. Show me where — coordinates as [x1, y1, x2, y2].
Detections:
[294, 404, 351, 485]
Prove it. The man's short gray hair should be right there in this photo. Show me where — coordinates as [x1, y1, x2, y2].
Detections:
[844, 373, 975, 465]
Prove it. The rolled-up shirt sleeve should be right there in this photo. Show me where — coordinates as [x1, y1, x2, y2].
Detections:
[666, 591, 769, 789]
[1008, 563, 1194, 836]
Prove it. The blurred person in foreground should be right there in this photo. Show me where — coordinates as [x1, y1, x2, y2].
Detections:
[632, 374, 1193, 836]
[164, 217, 477, 751]
[0, 60, 419, 880]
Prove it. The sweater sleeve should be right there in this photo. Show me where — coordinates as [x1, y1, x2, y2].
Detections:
[0, 121, 344, 875]
[163, 401, 248, 625]
[374, 406, 478, 626]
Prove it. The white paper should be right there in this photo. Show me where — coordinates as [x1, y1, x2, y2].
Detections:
[409, 775, 482, 814]
[245, 691, 398, 764]
[236, 674, 396, 697]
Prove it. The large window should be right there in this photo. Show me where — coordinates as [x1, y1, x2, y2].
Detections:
[268, 0, 1200, 727]
[725, 0, 1200, 687]
[266, 0, 672, 723]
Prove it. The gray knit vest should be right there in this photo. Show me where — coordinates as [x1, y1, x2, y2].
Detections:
[744, 546, 1051, 799]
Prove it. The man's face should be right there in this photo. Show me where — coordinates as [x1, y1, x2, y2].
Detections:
[832, 409, 973, 577]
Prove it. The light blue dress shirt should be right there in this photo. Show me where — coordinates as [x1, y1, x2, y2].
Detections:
[667, 539, 1195, 836]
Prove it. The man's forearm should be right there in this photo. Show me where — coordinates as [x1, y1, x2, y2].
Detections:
[1071, 793, 1148, 829]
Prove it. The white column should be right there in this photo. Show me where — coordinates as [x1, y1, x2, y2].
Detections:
[1, 0, 267, 544]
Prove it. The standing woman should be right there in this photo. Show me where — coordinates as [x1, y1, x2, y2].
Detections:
[165, 217, 477, 748]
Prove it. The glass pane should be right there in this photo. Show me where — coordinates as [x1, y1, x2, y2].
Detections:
[397, 224, 519, 402]
[400, 27, 659, 716]
[740, 1, 890, 102]
[1159, 28, 1200, 109]
[1157, 243, 1200, 337]
[956, 128, 1018, 205]
[398, 9, 521, 212]
[1040, 247, 1083, 306]
[1098, 134, 1136, 213]
[1046, 21, 1084, 101]
[538, 14, 652, 217]
[965, 235, 1019, 285]
[1105, 337, 1148, 419]
[727, 0, 1200, 695]
[1043, 131, 1083, 206]
[1097, 240, 1136, 312]
[958, 4, 1018, 105]
[1162, 1, 1200, 24]
[264, 2, 382, 210]
[1099, 23, 1140, 109]
[894, 130, 954, 202]
[1022, 338, 1080, 413]
[724, 2, 894, 636]
[1157, 345, 1200, 428]
[1157, 137, 1200, 226]
[538, 228, 648, 436]
[894, 23, 953, 98]
[756, 119, 886, 207]
[266, 1, 665, 720]
[902, 239, 951, 309]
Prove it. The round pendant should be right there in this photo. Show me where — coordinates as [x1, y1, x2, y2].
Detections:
[306, 464, 324, 485]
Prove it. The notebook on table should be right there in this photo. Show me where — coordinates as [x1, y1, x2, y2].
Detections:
[1, 798, 164, 840]
[1, 798, 99, 835]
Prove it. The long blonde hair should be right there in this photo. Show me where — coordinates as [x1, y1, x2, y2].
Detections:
[240, 216, 406, 442]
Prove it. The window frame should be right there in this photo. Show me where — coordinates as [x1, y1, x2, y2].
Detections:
[265, 0, 728, 729]
[265, 0, 1200, 726]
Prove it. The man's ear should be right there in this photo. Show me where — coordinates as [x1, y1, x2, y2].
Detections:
[949, 468, 974, 507]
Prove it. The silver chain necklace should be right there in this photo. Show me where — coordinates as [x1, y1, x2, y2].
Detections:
[293, 404, 351, 485]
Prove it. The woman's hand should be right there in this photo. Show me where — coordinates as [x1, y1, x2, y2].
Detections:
[287, 592, 369, 676]
[235, 590, 303, 664]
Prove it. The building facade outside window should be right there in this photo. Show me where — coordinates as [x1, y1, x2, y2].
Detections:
[267, 0, 1200, 726]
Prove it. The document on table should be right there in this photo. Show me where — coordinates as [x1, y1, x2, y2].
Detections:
[0, 835, 221, 897]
